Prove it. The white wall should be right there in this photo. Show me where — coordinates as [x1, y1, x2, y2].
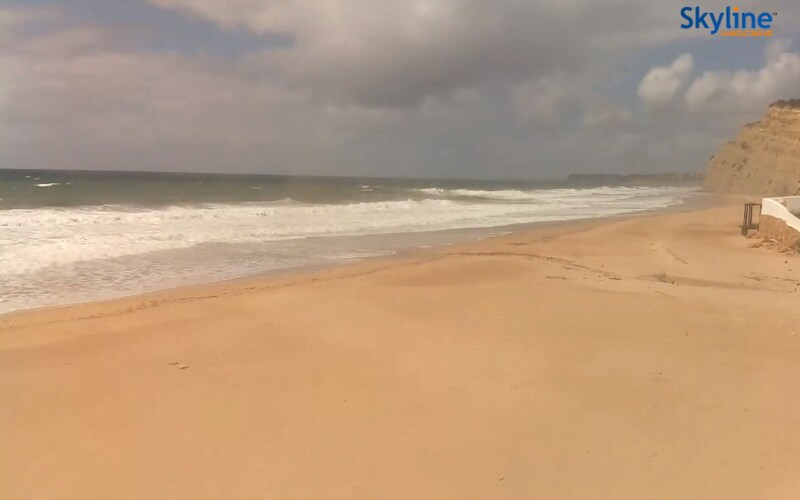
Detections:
[784, 196, 800, 215]
[761, 196, 800, 233]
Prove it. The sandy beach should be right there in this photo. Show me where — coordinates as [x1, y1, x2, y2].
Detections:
[2, 201, 799, 499]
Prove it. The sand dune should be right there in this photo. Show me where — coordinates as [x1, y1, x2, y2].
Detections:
[2, 203, 799, 499]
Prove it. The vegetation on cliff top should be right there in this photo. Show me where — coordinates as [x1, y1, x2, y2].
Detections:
[770, 98, 800, 109]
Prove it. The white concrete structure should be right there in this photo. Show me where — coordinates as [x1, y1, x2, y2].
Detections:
[761, 196, 800, 234]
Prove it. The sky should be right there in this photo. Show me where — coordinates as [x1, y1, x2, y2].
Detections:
[1, 0, 799, 180]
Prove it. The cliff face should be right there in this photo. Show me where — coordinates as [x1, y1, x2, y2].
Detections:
[705, 102, 800, 196]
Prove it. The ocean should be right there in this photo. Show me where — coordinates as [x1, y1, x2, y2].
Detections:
[0, 169, 701, 314]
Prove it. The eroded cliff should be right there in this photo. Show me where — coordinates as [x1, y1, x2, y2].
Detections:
[705, 100, 800, 196]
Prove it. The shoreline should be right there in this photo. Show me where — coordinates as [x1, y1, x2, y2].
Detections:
[0, 215, 603, 337]
[3, 199, 798, 498]
[1, 190, 713, 323]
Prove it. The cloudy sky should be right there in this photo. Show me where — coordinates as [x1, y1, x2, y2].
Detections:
[1, 0, 799, 180]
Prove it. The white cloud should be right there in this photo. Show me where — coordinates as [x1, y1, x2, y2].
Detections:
[685, 40, 800, 113]
[637, 54, 694, 111]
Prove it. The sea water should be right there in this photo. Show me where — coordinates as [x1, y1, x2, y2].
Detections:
[0, 169, 701, 314]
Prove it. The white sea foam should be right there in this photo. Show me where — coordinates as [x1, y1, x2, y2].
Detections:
[416, 187, 538, 200]
[414, 185, 676, 202]
[0, 186, 696, 279]
[34, 182, 60, 188]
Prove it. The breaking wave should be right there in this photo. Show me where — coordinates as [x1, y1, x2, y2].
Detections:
[0, 186, 696, 278]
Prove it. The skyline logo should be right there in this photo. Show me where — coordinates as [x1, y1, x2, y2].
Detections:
[680, 6, 776, 37]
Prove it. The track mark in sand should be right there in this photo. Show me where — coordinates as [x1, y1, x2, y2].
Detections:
[668, 250, 689, 265]
[640, 274, 789, 292]
[447, 251, 623, 280]
[650, 241, 689, 265]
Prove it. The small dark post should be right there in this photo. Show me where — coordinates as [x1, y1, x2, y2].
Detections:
[741, 204, 750, 236]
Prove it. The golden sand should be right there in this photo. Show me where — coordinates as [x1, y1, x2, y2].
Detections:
[2, 203, 799, 498]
